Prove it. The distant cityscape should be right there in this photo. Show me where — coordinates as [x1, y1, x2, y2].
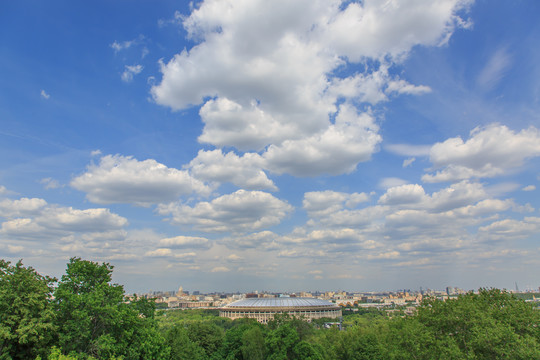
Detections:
[130, 285, 540, 311]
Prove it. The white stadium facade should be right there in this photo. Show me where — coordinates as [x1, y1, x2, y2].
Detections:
[219, 297, 342, 324]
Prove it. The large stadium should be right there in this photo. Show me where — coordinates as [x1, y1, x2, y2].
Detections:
[219, 297, 342, 324]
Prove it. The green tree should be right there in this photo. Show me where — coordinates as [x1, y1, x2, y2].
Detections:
[291, 341, 323, 360]
[383, 288, 540, 359]
[165, 325, 205, 360]
[309, 327, 339, 359]
[265, 323, 300, 360]
[241, 326, 265, 360]
[53, 257, 168, 359]
[186, 321, 224, 358]
[417, 288, 539, 359]
[221, 322, 249, 360]
[267, 314, 313, 341]
[0, 259, 56, 360]
[335, 326, 384, 360]
[218, 319, 265, 360]
[382, 315, 461, 360]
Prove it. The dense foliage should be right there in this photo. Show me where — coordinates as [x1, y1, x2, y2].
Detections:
[54, 258, 167, 359]
[157, 289, 539, 360]
[0, 258, 167, 360]
[1, 258, 538, 359]
[0, 260, 56, 359]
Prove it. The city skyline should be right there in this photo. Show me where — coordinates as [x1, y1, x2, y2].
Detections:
[1, 0, 540, 293]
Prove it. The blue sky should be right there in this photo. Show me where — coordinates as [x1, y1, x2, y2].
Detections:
[1, 0, 540, 293]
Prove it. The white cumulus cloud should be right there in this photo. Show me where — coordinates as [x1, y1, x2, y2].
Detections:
[221, 231, 280, 250]
[0, 197, 47, 217]
[188, 149, 276, 191]
[37, 207, 127, 232]
[71, 154, 211, 206]
[423, 124, 540, 183]
[478, 217, 540, 241]
[303, 190, 369, 218]
[159, 235, 211, 249]
[379, 184, 427, 205]
[151, 0, 470, 177]
[158, 190, 293, 233]
[263, 104, 381, 176]
[0, 201, 128, 243]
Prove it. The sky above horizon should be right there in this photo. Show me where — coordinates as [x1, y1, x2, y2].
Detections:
[1, 0, 540, 294]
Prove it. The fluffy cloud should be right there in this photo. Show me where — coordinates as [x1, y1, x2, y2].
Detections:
[145, 248, 172, 257]
[38, 207, 127, 232]
[221, 231, 280, 250]
[378, 184, 426, 205]
[153, 0, 468, 109]
[226, 254, 242, 261]
[289, 228, 380, 253]
[188, 149, 276, 190]
[262, 105, 381, 176]
[78, 230, 128, 243]
[381, 197, 515, 247]
[377, 181, 489, 212]
[428, 181, 487, 212]
[71, 154, 210, 205]
[311, 205, 386, 229]
[366, 251, 401, 260]
[423, 124, 540, 182]
[328, 66, 431, 105]
[197, 98, 300, 152]
[0, 201, 127, 242]
[1, 218, 46, 238]
[158, 190, 293, 233]
[159, 235, 211, 249]
[195, 105, 381, 178]
[478, 217, 540, 241]
[287, 180, 521, 260]
[0, 187, 132, 260]
[144, 248, 197, 261]
[303, 190, 369, 218]
[277, 249, 326, 259]
[0, 197, 47, 217]
[318, 0, 472, 61]
[152, 0, 469, 177]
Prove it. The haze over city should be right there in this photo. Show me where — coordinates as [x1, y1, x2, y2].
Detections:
[1, 0, 539, 294]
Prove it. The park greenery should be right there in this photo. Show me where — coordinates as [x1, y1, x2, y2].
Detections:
[1, 259, 539, 359]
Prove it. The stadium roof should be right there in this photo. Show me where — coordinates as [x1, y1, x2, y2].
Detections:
[224, 297, 337, 308]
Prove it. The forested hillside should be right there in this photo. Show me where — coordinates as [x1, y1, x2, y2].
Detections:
[1, 259, 538, 359]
